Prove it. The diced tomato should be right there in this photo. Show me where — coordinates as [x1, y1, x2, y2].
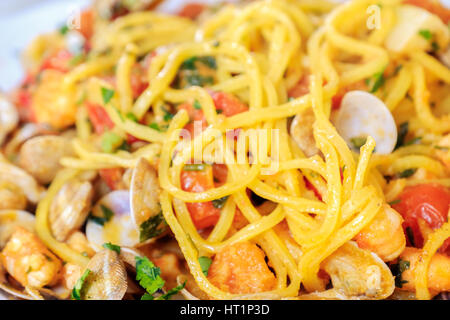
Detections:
[212, 164, 228, 187]
[178, 3, 206, 20]
[130, 72, 148, 99]
[178, 102, 207, 137]
[404, 0, 450, 23]
[211, 92, 249, 117]
[77, 9, 95, 40]
[86, 103, 115, 134]
[40, 49, 73, 73]
[392, 184, 450, 251]
[331, 94, 344, 110]
[180, 165, 221, 229]
[99, 168, 125, 190]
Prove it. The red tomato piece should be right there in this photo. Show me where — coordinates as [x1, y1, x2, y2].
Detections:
[86, 103, 115, 135]
[99, 168, 125, 190]
[392, 184, 450, 249]
[211, 91, 249, 117]
[40, 50, 73, 73]
[180, 165, 221, 229]
[178, 3, 206, 20]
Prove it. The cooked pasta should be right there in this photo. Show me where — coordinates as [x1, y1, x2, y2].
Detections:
[0, 0, 449, 301]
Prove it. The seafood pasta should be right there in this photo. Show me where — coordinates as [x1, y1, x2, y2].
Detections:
[0, 0, 450, 300]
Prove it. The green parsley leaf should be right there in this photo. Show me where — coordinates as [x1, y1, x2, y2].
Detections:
[198, 256, 213, 277]
[350, 136, 367, 149]
[149, 122, 162, 132]
[212, 196, 229, 209]
[391, 258, 410, 288]
[101, 132, 123, 153]
[135, 256, 165, 295]
[403, 136, 422, 146]
[102, 242, 121, 254]
[101, 87, 115, 104]
[388, 199, 401, 206]
[162, 108, 174, 122]
[185, 75, 214, 87]
[140, 212, 166, 242]
[368, 70, 385, 93]
[395, 122, 409, 150]
[155, 282, 186, 300]
[431, 41, 440, 52]
[418, 29, 432, 40]
[397, 168, 417, 178]
[89, 205, 114, 226]
[193, 100, 202, 110]
[126, 112, 138, 123]
[59, 25, 69, 35]
[71, 269, 91, 300]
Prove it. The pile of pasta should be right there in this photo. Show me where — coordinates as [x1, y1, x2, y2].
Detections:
[3, 0, 450, 300]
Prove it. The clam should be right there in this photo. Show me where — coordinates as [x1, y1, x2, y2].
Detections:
[290, 107, 319, 157]
[322, 241, 395, 300]
[86, 191, 140, 249]
[334, 91, 397, 154]
[3, 123, 54, 159]
[0, 94, 19, 146]
[18, 135, 74, 184]
[0, 161, 44, 204]
[49, 180, 94, 242]
[0, 210, 35, 249]
[130, 158, 165, 239]
[0, 182, 27, 211]
[79, 249, 127, 300]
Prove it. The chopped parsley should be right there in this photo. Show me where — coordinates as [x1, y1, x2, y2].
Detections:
[101, 131, 123, 153]
[394, 122, 409, 150]
[162, 107, 174, 122]
[89, 205, 114, 226]
[180, 56, 217, 70]
[350, 136, 367, 149]
[185, 75, 214, 87]
[198, 256, 213, 276]
[149, 122, 162, 132]
[102, 242, 121, 254]
[139, 212, 166, 242]
[388, 199, 401, 206]
[418, 29, 432, 40]
[59, 25, 69, 35]
[212, 196, 229, 209]
[126, 112, 138, 123]
[391, 259, 410, 288]
[193, 100, 202, 110]
[435, 145, 450, 151]
[366, 67, 386, 93]
[71, 269, 91, 300]
[135, 256, 185, 300]
[101, 87, 115, 104]
[397, 168, 417, 178]
[403, 136, 422, 146]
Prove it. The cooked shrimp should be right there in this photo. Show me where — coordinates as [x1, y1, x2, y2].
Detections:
[207, 241, 276, 294]
[355, 205, 406, 262]
[396, 247, 450, 294]
[1, 227, 62, 288]
[31, 70, 76, 129]
[65, 231, 96, 258]
[61, 263, 82, 291]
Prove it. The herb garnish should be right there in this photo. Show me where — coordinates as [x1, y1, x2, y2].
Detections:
[101, 87, 115, 104]
[102, 242, 121, 254]
[71, 269, 91, 300]
[139, 212, 166, 242]
[198, 256, 213, 277]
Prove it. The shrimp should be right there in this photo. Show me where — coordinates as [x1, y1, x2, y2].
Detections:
[396, 247, 450, 294]
[1, 227, 62, 288]
[207, 241, 276, 294]
[355, 205, 406, 262]
[30, 70, 76, 130]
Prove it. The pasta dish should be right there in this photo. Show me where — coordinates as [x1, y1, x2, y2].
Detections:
[0, 0, 450, 300]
